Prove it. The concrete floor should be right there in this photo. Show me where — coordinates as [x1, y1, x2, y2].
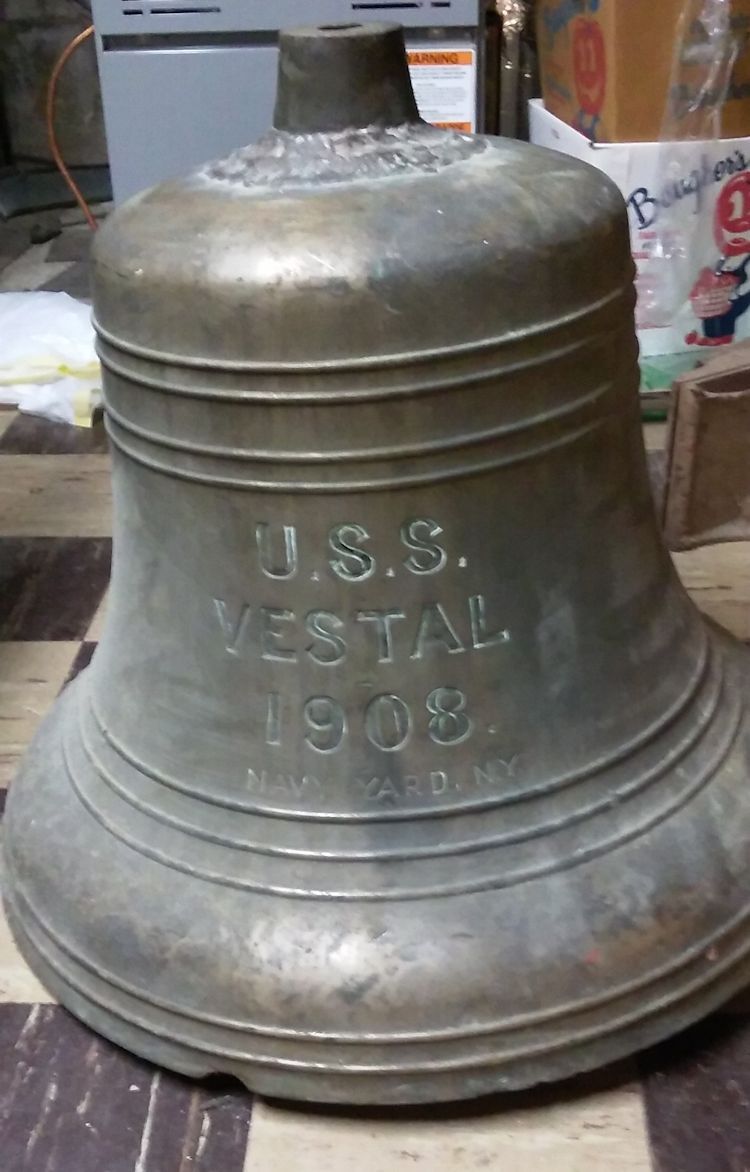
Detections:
[0, 202, 107, 300]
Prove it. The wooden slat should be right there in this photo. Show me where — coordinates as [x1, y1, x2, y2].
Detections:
[0, 455, 111, 538]
[246, 1069, 652, 1172]
[0, 642, 79, 753]
[674, 542, 750, 641]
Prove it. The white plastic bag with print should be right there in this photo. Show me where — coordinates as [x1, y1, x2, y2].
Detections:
[639, 0, 750, 353]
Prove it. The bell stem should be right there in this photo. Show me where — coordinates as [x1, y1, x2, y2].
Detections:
[273, 22, 420, 134]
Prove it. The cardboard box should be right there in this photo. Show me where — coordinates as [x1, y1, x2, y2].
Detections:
[663, 343, 750, 547]
[529, 99, 750, 358]
[535, 0, 750, 143]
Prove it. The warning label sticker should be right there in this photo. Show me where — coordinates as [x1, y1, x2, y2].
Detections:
[407, 47, 477, 134]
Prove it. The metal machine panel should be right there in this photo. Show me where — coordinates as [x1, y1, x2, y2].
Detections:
[93, 0, 481, 36]
[91, 0, 484, 201]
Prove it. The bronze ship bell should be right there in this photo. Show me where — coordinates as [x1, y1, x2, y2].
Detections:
[5, 22, 750, 1104]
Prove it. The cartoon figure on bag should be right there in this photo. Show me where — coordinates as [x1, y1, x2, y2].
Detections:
[686, 173, 750, 346]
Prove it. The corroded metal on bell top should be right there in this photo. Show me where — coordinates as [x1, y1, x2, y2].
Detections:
[5, 22, 750, 1104]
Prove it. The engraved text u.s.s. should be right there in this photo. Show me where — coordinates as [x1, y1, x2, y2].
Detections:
[211, 515, 515, 807]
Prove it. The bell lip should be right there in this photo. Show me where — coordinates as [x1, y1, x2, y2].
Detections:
[7, 872, 750, 1105]
[5, 630, 750, 1103]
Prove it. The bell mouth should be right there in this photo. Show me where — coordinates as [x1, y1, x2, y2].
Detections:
[273, 21, 420, 135]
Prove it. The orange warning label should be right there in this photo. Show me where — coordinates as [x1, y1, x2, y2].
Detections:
[407, 50, 474, 66]
[406, 45, 477, 134]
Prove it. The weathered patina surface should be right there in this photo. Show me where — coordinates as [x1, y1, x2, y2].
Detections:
[5, 22, 750, 1104]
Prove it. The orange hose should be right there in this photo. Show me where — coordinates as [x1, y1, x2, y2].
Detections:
[45, 24, 98, 231]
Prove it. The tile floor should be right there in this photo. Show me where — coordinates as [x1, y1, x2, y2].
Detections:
[1, 216, 750, 1169]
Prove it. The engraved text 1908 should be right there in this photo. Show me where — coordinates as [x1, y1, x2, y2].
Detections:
[211, 517, 511, 763]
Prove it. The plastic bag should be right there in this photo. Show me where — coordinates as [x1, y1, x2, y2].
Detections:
[0, 291, 101, 426]
[641, 0, 750, 350]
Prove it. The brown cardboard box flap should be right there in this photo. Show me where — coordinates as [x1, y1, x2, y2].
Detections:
[536, 0, 750, 142]
[663, 343, 750, 549]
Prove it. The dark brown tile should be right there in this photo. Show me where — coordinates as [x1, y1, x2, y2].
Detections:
[640, 1013, 750, 1172]
[0, 537, 111, 640]
[0, 223, 33, 272]
[0, 413, 107, 455]
[192, 1085, 256, 1170]
[63, 640, 97, 687]
[46, 226, 92, 264]
[40, 260, 91, 301]
[0, 1005, 252, 1172]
